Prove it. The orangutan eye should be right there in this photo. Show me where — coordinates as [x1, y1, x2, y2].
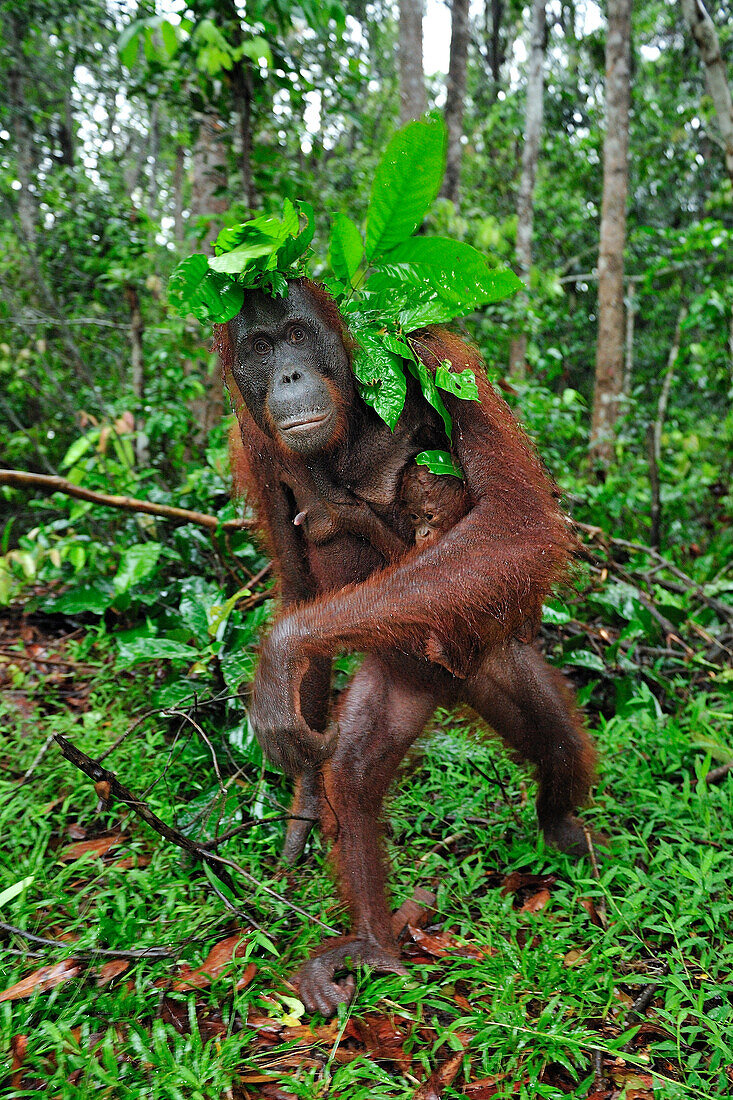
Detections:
[425, 512, 435, 522]
[289, 326, 306, 345]
[253, 337, 271, 355]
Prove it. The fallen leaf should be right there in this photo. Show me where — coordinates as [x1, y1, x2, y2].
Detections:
[500, 872, 555, 897]
[580, 897, 605, 927]
[10, 1033, 27, 1087]
[0, 959, 82, 1001]
[519, 888, 551, 913]
[406, 926, 489, 959]
[96, 959, 129, 985]
[59, 835, 123, 861]
[413, 1049, 465, 1099]
[348, 1012, 412, 1071]
[563, 948, 590, 968]
[156, 933, 253, 991]
[392, 886, 437, 939]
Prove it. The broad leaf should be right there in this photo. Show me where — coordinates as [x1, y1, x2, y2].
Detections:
[209, 240, 278, 274]
[278, 201, 315, 268]
[407, 357, 452, 440]
[329, 213, 364, 284]
[415, 450, 463, 478]
[384, 237, 523, 309]
[168, 255, 244, 323]
[116, 638, 200, 666]
[434, 362, 480, 401]
[114, 543, 163, 594]
[365, 115, 447, 259]
[352, 330, 407, 430]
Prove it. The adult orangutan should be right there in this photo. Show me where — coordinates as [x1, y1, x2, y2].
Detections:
[216, 278, 597, 1016]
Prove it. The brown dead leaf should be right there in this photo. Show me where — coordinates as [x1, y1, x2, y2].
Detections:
[463, 1077, 508, 1099]
[96, 959, 129, 985]
[406, 925, 489, 960]
[59, 834, 123, 861]
[580, 897, 605, 927]
[113, 855, 151, 870]
[500, 871, 555, 897]
[114, 411, 135, 434]
[413, 1049, 465, 1099]
[563, 948, 590, 968]
[0, 959, 82, 1001]
[347, 1012, 412, 1071]
[392, 886, 437, 939]
[519, 888, 551, 913]
[10, 1033, 27, 1087]
[156, 933, 253, 991]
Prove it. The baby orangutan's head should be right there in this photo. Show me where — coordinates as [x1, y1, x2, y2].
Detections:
[401, 465, 469, 547]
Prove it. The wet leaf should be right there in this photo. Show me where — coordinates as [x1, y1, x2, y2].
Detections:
[0, 959, 82, 1001]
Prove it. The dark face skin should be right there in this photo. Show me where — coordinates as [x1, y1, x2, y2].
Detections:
[228, 284, 355, 457]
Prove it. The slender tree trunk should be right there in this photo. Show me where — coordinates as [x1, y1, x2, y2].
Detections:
[648, 305, 687, 547]
[680, 0, 733, 183]
[234, 60, 256, 210]
[191, 109, 229, 246]
[589, 0, 631, 468]
[146, 102, 160, 218]
[441, 0, 471, 205]
[622, 280, 636, 396]
[124, 284, 148, 466]
[489, 0, 504, 88]
[508, 0, 547, 379]
[7, 14, 37, 244]
[173, 144, 185, 244]
[398, 0, 427, 124]
[190, 109, 230, 433]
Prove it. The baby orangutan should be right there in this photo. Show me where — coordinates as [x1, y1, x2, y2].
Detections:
[400, 463, 470, 547]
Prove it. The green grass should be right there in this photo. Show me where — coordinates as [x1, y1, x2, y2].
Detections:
[1, 656, 732, 1098]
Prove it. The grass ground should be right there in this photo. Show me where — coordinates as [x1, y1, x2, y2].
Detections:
[1, 631, 732, 1098]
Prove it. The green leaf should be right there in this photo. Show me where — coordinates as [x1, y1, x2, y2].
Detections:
[407, 357, 452, 440]
[61, 433, 96, 470]
[352, 330, 407, 430]
[366, 115, 447, 259]
[160, 20, 179, 59]
[41, 584, 112, 616]
[168, 255, 244, 324]
[278, 201, 315, 268]
[415, 450, 463, 478]
[434, 362, 480, 401]
[398, 298, 458, 330]
[384, 236, 523, 310]
[209, 240, 278, 274]
[329, 213, 364, 284]
[542, 599, 573, 625]
[116, 638, 200, 667]
[113, 543, 163, 594]
[239, 35, 272, 67]
[381, 333, 416, 362]
[0, 876, 34, 909]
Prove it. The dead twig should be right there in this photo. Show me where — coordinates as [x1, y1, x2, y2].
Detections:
[699, 761, 733, 787]
[0, 920, 172, 960]
[0, 468, 253, 532]
[55, 734, 336, 934]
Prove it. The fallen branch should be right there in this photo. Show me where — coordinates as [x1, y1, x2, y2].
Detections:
[0, 469, 253, 532]
[55, 734, 336, 934]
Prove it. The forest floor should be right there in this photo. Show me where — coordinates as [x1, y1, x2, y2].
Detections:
[1, 611, 732, 1099]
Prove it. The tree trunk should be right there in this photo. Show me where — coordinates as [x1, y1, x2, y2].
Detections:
[190, 109, 229, 247]
[441, 0, 471, 205]
[398, 0, 427, 124]
[173, 144, 185, 244]
[589, 0, 631, 468]
[508, 0, 547, 379]
[189, 110, 231, 435]
[124, 284, 149, 467]
[680, 0, 733, 183]
[7, 14, 37, 244]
